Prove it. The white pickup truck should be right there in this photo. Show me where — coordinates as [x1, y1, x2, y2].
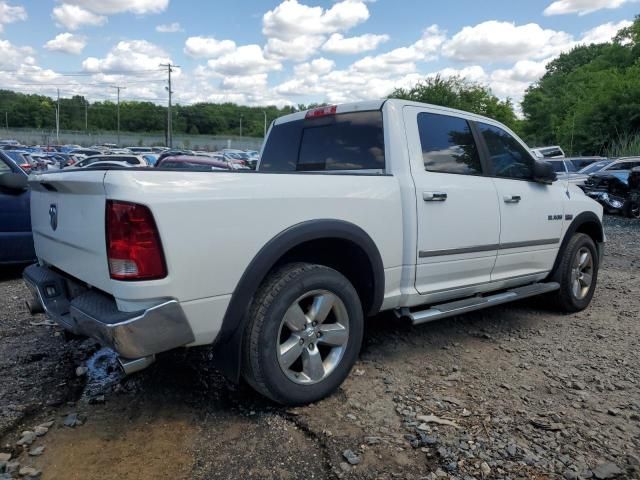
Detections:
[23, 99, 604, 405]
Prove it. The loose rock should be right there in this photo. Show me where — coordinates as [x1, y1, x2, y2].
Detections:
[343, 449, 361, 465]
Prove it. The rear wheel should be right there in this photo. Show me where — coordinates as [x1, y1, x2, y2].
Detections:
[243, 262, 363, 405]
[551, 233, 599, 313]
[625, 200, 640, 219]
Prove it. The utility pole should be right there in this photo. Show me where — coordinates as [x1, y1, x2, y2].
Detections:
[85, 99, 88, 131]
[56, 88, 60, 144]
[160, 63, 179, 148]
[5, 111, 8, 132]
[111, 86, 126, 146]
[263, 111, 267, 137]
[239, 114, 243, 138]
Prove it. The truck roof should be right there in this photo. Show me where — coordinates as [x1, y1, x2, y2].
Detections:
[273, 98, 507, 127]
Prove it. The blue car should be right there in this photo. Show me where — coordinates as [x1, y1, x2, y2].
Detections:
[0, 151, 35, 264]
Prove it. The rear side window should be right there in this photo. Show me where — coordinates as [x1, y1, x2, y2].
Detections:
[478, 123, 534, 180]
[260, 111, 384, 172]
[417, 112, 482, 175]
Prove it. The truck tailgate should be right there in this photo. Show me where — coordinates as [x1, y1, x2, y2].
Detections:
[29, 170, 113, 293]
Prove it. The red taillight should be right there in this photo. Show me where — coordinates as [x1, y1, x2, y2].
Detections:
[305, 105, 337, 119]
[106, 200, 167, 281]
[20, 163, 31, 172]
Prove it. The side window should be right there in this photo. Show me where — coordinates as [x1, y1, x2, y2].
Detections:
[417, 112, 482, 175]
[0, 158, 12, 173]
[478, 123, 534, 180]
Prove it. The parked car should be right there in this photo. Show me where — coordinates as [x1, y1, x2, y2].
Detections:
[567, 156, 607, 170]
[74, 155, 151, 168]
[578, 159, 613, 175]
[597, 157, 640, 173]
[126, 147, 154, 154]
[0, 152, 35, 264]
[582, 168, 640, 218]
[156, 155, 236, 170]
[69, 148, 103, 157]
[545, 158, 588, 185]
[532, 145, 565, 159]
[24, 99, 604, 406]
[3, 150, 33, 173]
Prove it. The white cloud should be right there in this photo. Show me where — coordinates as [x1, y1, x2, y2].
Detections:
[544, 0, 631, 16]
[321, 33, 389, 55]
[580, 19, 632, 43]
[0, 1, 27, 32]
[0, 39, 34, 69]
[156, 22, 182, 33]
[44, 32, 87, 54]
[207, 45, 282, 75]
[443, 21, 574, 63]
[220, 73, 268, 91]
[57, 0, 168, 15]
[265, 35, 326, 61]
[52, 3, 106, 30]
[293, 57, 335, 76]
[184, 36, 236, 58]
[82, 40, 170, 72]
[263, 0, 370, 41]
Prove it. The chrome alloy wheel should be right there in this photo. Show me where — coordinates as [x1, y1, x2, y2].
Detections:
[277, 290, 350, 385]
[571, 247, 594, 300]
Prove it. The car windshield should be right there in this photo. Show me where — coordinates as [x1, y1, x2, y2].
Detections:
[579, 160, 612, 174]
[565, 160, 577, 172]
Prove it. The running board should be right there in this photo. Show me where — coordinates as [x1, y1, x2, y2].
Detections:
[396, 282, 560, 326]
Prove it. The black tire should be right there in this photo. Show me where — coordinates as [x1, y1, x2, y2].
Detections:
[551, 233, 599, 313]
[242, 262, 363, 405]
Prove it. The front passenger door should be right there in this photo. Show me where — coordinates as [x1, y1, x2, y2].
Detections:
[476, 122, 565, 280]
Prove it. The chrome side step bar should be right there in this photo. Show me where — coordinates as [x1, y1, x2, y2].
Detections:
[396, 282, 560, 326]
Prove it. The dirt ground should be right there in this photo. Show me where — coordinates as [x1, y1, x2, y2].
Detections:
[0, 216, 638, 480]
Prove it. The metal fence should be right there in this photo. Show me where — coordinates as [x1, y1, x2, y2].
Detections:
[1, 128, 264, 151]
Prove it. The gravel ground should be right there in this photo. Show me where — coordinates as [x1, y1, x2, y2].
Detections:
[0, 215, 638, 480]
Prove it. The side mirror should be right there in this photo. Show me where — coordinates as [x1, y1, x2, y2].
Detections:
[533, 160, 557, 185]
[0, 172, 28, 191]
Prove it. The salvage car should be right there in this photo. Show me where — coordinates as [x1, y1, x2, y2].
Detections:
[23, 100, 605, 405]
[582, 168, 640, 218]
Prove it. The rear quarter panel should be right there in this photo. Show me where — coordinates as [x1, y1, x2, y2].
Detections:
[103, 170, 404, 307]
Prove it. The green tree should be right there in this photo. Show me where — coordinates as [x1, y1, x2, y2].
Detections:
[521, 15, 640, 155]
[389, 75, 519, 130]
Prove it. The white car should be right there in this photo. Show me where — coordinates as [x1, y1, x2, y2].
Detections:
[72, 154, 151, 168]
[545, 158, 589, 185]
[24, 99, 604, 405]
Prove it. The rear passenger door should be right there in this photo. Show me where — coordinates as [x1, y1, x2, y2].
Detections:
[403, 107, 501, 295]
[476, 122, 565, 280]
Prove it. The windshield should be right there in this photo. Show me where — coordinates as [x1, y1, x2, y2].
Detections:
[579, 160, 611, 174]
[548, 161, 565, 173]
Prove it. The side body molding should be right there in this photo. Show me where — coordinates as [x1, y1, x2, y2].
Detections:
[211, 219, 385, 382]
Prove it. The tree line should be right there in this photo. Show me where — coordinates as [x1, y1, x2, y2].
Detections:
[1, 15, 638, 154]
[0, 91, 297, 139]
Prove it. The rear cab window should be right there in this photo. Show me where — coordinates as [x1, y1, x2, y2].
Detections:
[260, 110, 385, 173]
[417, 112, 482, 175]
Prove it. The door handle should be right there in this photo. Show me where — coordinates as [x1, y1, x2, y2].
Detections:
[503, 195, 521, 203]
[423, 192, 447, 202]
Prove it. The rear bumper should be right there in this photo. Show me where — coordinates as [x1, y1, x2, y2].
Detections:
[23, 264, 195, 359]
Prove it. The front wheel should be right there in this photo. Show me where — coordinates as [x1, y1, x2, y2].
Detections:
[551, 233, 599, 313]
[243, 263, 363, 405]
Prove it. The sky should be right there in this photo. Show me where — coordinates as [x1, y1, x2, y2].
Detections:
[0, 0, 637, 110]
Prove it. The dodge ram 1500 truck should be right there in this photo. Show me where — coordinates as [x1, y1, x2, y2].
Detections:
[23, 99, 604, 405]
